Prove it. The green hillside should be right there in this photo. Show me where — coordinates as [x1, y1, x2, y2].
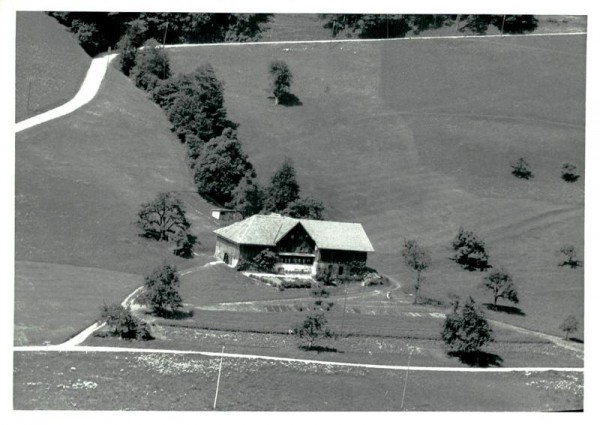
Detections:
[15, 65, 218, 274]
[15, 12, 91, 122]
[167, 34, 585, 336]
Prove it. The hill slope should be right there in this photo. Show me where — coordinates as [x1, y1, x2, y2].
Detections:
[167, 34, 585, 336]
[15, 12, 91, 122]
[15, 65, 218, 274]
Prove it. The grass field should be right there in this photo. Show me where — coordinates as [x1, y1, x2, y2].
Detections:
[167, 33, 585, 338]
[14, 351, 583, 410]
[14, 261, 143, 346]
[15, 65, 218, 275]
[15, 12, 91, 122]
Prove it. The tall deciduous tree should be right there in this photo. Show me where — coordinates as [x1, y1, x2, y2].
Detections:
[269, 60, 293, 105]
[131, 38, 171, 91]
[116, 19, 148, 76]
[227, 172, 265, 218]
[142, 263, 183, 317]
[264, 158, 300, 212]
[137, 192, 191, 242]
[482, 268, 519, 307]
[193, 129, 255, 205]
[441, 296, 494, 353]
[284, 196, 325, 220]
[401, 239, 431, 304]
[559, 315, 579, 340]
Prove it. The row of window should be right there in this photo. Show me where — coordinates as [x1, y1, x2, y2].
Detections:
[279, 257, 314, 265]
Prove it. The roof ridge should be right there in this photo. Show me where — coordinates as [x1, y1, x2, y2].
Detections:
[239, 215, 255, 242]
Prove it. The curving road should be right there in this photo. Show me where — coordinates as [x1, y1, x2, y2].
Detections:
[15, 53, 118, 133]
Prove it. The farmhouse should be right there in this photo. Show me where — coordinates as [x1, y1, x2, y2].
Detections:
[214, 214, 374, 278]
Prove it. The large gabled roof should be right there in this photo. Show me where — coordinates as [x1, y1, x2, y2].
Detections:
[214, 214, 374, 252]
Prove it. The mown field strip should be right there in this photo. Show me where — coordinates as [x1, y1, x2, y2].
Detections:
[13, 345, 583, 373]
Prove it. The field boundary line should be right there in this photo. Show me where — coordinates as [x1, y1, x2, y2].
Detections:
[163, 32, 587, 49]
[13, 345, 583, 374]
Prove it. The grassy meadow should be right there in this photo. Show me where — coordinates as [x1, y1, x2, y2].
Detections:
[14, 351, 583, 410]
[167, 33, 585, 337]
[15, 12, 91, 122]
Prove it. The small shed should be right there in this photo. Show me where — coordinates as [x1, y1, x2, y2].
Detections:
[212, 209, 242, 223]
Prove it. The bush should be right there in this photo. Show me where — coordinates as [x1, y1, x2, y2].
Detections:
[451, 227, 490, 271]
[441, 296, 494, 353]
[293, 313, 333, 348]
[561, 162, 580, 183]
[100, 304, 152, 340]
[142, 264, 183, 317]
[511, 157, 533, 179]
[252, 249, 278, 273]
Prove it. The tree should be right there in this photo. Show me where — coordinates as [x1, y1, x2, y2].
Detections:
[511, 157, 534, 179]
[558, 244, 582, 268]
[158, 64, 230, 142]
[482, 268, 519, 307]
[142, 263, 183, 317]
[137, 192, 191, 243]
[284, 196, 325, 220]
[561, 162, 580, 183]
[441, 296, 494, 353]
[252, 249, 278, 273]
[269, 60, 293, 105]
[99, 304, 151, 340]
[401, 239, 431, 304]
[193, 129, 255, 205]
[451, 227, 490, 271]
[559, 315, 579, 340]
[264, 158, 300, 212]
[131, 38, 171, 91]
[116, 19, 148, 76]
[227, 172, 265, 218]
[293, 313, 333, 349]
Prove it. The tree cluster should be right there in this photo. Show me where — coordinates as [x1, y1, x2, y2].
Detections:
[441, 296, 494, 354]
[47, 12, 272, 56]
[320, 14, 538, 39]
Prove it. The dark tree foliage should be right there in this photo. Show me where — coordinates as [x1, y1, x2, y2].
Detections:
[47, 12, 271, 55]
[269, 60, 293, 104]
[561, 162, 580, 183]
[130, 39, 171, 91]
[193, 129, 255, 205]
[100, 304, 152, 340]
[558, 244, 582, 269]
[482, 268, 519, 307]
[116, 19, 148, 76]
[158, 64, 231, 142]
[441, 296, 494, 353]
[294, 313, 334, 348]
[511, 157, 534, 180]
[401, 239, 432, 304]
[559, 315, 579, 340]
[320, 14, 537, 38]
[284, 197, 325, 220]
[451, 228, 490, 271]
[264, 158, 301, 212]
[227, 173, 265, 218]
[137, 192, 191, 242]
[252, 249, 278, 273]
[142, 263, 183, 317]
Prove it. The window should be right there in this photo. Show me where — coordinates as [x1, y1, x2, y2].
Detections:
[339, 266, 344, 275]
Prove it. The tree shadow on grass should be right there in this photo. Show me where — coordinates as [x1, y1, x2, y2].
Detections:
[269, 93, 303, 107]
[569, 337, 584, 344]
[448, 351, 504, 367]
[160, 309, 195, 320]
[299, 345, 342, 354]
[483, 303, 526, 316]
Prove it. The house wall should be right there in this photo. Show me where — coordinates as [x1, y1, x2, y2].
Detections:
[276, 224, 316, 254]
[214, 236, 241, 266]
[315, 249, 368, 278]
